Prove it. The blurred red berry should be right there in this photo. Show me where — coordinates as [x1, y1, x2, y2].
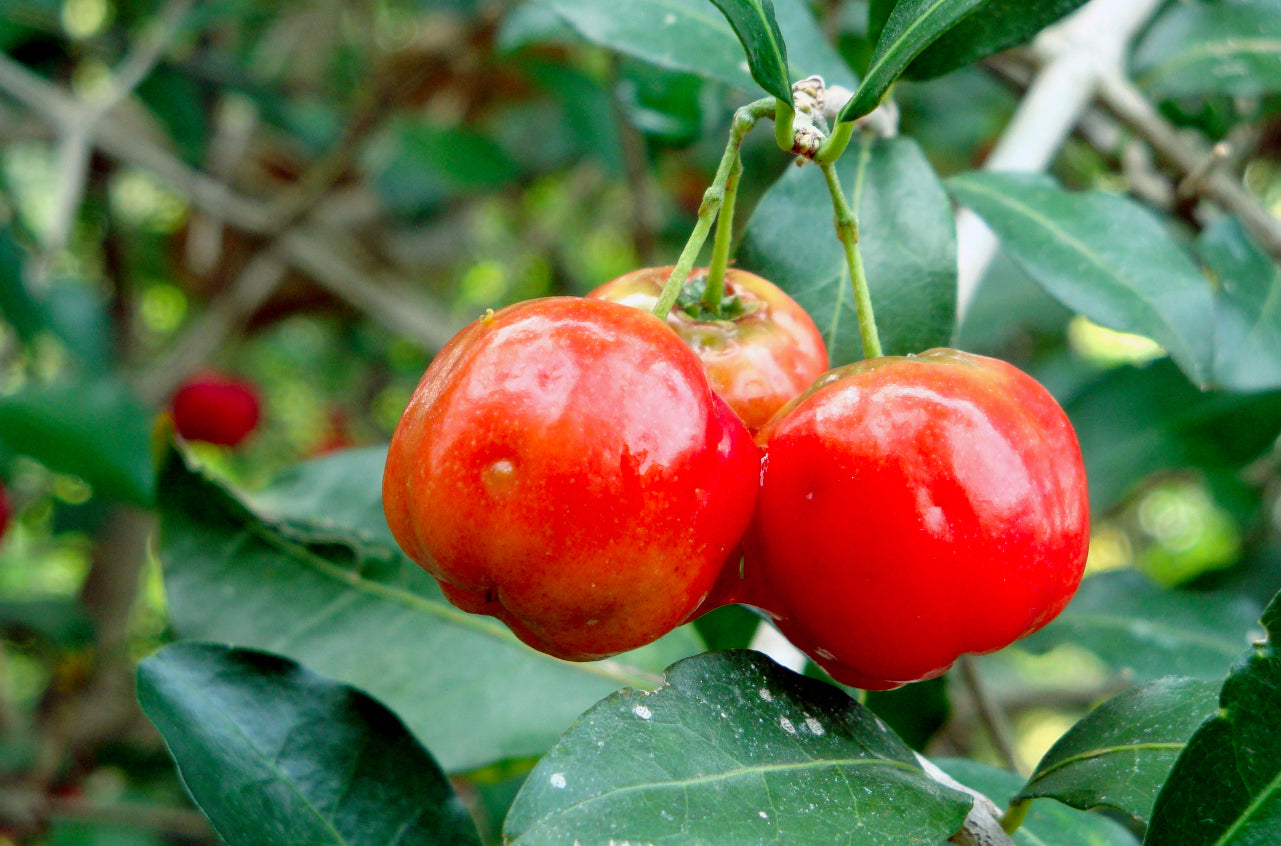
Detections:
[171, 373, 262, 447]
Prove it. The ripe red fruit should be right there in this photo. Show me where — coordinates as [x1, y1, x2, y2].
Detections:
[171, 373, 261, 447]
[382, 297, 759, 661]
[743, 349, 1089, 690]
[588, 267, 829, 432]
[0, 482, 11, 540]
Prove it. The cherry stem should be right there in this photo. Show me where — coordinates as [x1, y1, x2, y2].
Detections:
[819, 158, 883, 360]
[651, 97, 776, 321]
[703, 151, 743, 315]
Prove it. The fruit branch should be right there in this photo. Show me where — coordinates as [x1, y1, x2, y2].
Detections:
[820, 158, 882, 361]
[651, 97, 776, 320]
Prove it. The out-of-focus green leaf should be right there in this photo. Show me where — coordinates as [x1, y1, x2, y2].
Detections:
[0, 231, 113, 369]
[1064, 359, 1281, 512]
[864, 675, 950, 752]
[947, 172, 1215, 387]
[1021, 570, 1261, 683]
[138, 642, 482, 846]
[1016, 676, 1219, 824]
[136, 65, 210, 163]
[366, 119, 521, 219]
[1198, 216, 1281, 392]
[1145, 590, 1281, 844]
[1133, 1, 1281, 101]
[535, 0, 855, 94]
[936, 759, 1140, 846]
[0, 599, 95, 647]
[707, 0, 792, 102]
[838, 0, 985, 122]
[739, 135, 956, 364]
[504, 650, 973, 845]
[868, 0, 1088, 81]
[0, 377, 154, 506]
[157, 445, 703, 773]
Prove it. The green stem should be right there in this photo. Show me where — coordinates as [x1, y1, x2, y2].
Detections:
[819, 160, 882, 360]
[774, 99, 796, 152]
[999, 798, 1032, 836]
[703, 151, 742, 315]
[652, 97, 775, 320]
[814, 119, 854, 165]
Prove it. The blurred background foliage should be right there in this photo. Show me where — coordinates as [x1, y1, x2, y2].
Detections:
[0, 0, 1280, 843]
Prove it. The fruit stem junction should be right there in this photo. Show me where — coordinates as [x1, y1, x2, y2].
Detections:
[652, 97, 775, 322]
[819, 159, 882, 360]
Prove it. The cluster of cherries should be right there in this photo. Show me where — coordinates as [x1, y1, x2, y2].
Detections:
[382, 269, 1090, 690]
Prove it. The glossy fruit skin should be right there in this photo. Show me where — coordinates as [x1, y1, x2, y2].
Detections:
[744, 349, 1090, 690]
[382, 297, 759, 661]
[171, 373, 261, 447]
[588, 267, 829, 433]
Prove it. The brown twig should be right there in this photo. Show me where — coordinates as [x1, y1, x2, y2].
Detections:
[957, 655, 1028, 775]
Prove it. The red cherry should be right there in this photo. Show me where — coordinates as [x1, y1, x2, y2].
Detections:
[171, 373, 262, 447]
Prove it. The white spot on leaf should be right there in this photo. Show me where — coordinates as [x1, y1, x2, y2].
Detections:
[550, 772, 567, 789]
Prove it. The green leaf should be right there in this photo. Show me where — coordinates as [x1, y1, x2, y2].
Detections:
[1064, 360, 1281, 512]
[864, 675, 950, 752]
[707, 0, 791, 102]
[1198, 217, 1281, 393]
[137, 642, 482, 846]
[738, 135, 956, 364]
[1133, 1, 1281, 101]
[1020, 570, 1262, 683]
[935, 759, 1140, 846]
[156, 445, 703, 773]
[868, 0, 1089, 81]
[838, 0, 987, 123]
[0, 377, 155, 506]
[0, 230, 113, 369]
[947, 171, 1215, 387]
[1017, 676, 1219, 824]
[1145, 590, 1281, 844]
[504, 650, 973, 845]
[0, 599, 95, 647]
[535, 0, 855, 95]
[366, 119, 521, 219]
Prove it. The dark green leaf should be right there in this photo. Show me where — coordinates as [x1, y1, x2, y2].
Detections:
[157, 445, 703, 773]
[1133, 1, 1281, 101]
[869, 0, 1089, 81]
[936, 759, 1140, 846]
[536, 0, 855, 95]
[838, 0, 986, 122]
[504, 650, 973, 845]
[0, 230, 113, 369]
[707, 0, 791, 102]
[1064, 360, 1281, 512]
[367, 119, 521, 219]
[137, 642, 481, 846]
[1021, 570, 1262, 683]
[0, 599, 95, 647]
[1145, 590, 1281, 844]
[739, 135, 956, 364]
[865, 675, 950, 752]
[947, 171, 1215, 387]
[0, 377, 154, 506]
[1198, 217, 1281, 393]
[1017, 676, 1219, 824]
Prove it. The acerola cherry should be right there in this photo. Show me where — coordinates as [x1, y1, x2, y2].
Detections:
[171, 373, 261, 447]
[588, 267, 828, 433]
[744, 349, 1089, 690]
[0, 482, 11, 540]
[382, 297, 759, 661]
